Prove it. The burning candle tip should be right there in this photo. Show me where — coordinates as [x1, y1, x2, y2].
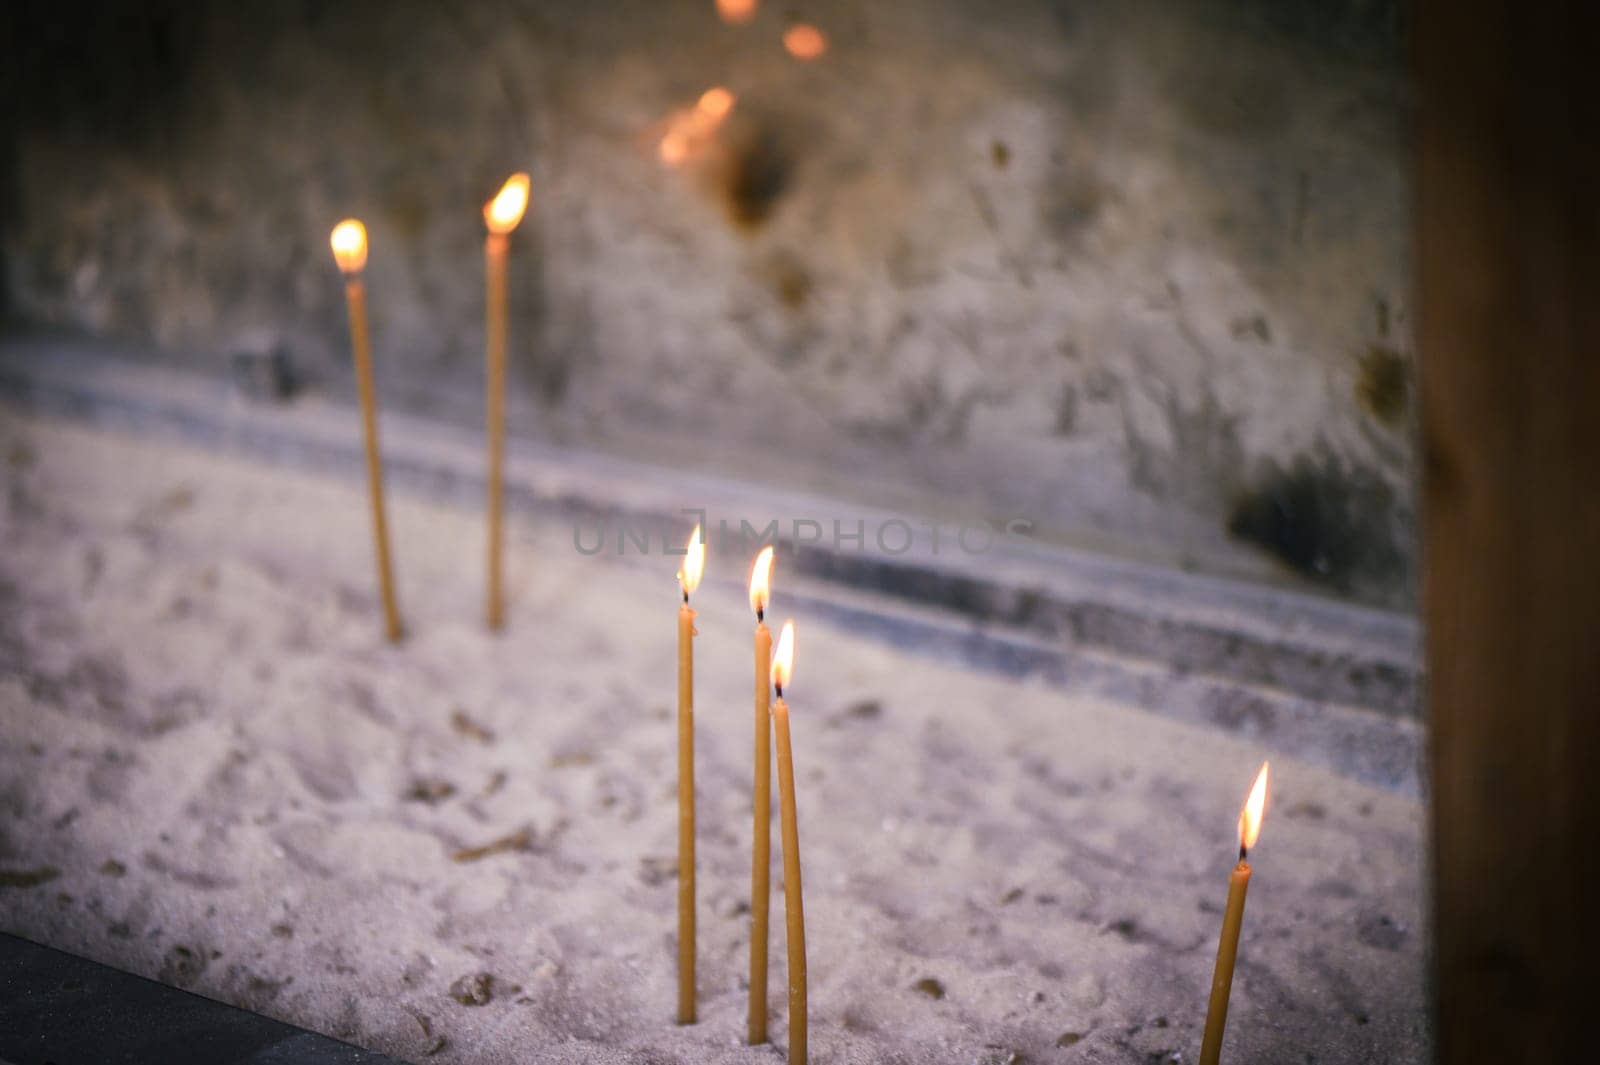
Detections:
[771, 620, 795, 692]
[750, 546, 774, 618]
[1237, 761, 1269, 854]
[484, 172, 531, 235]
[330, 219, 368, 274]
[679, 526, 706, 599]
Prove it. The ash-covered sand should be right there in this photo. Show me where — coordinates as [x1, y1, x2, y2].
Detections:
[0, 414, 1427, 1064]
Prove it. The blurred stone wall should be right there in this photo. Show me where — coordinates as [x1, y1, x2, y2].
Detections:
[0, 0, 1415, 607]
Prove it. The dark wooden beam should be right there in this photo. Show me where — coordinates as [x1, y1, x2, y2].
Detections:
[1417, 1, 1600, 1062]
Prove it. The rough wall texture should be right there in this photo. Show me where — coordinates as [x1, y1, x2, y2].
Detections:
[0, 0, 1416, 607]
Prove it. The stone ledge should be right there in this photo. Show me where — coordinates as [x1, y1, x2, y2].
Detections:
[0, 333, 1421, 726]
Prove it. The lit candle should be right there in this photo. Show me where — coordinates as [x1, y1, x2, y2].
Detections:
[1199, 762, 1270, 1065]
[748, 545, 775, 1044]
[675, 525, 705, 1024]
[482, 172, 531, 630]
[329, 220, 402, 643]
[770, 620, 807, 1065]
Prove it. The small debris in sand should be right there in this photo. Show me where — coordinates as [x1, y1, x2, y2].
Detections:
[1357, 912, 1408, 951]
[412, 1011, 449, 1055]
[841, 699, 883, 722]
[99, 858, 127, 877]
[450, 972, 495, 1006]
[639, 856, 678, 886]
[1000, 887, 1025, 904]
[979, 1047, 1023, 1064]
[1287, 800, 1328, 820]
[912, 977, 946, 1000]
[714, 895, 750, 918]
[1056, 1031, 1084, 1047]
[450, 709, 495, 744]
[271, 923, 294, 938]
[451, 827, 535, 863]
[551, 750, 596, 769]
[481, 770, 508, 796]
[159, 944, 207, 986]
[405, 778, 458, 804]
[0, 866, 61, 888]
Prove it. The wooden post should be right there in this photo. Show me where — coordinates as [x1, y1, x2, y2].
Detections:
[1417, 2, 1600, 1062]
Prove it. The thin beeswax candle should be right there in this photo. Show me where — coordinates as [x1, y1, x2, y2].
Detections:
[1200, 762, 1270, 1065]
[770, 621, 806, 1065]
[675, 527, 704, 1024]
[481, 173, 529, 629]
[748, 546, 775, 1043]
[330, 220, 402, 643]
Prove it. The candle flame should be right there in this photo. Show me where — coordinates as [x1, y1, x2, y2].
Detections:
[749, 545, 774, 615]
[1238, 762, 1269, 853]
[783, 23, 828, 60]
[771, 620, 795, 691]
[715, 0, 757, 24]
[484, 172, 531, 235]
[330, 219, 368, 274]
[679, 525, 705, 597]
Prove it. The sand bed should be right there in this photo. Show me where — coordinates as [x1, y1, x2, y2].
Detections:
[0, 414, 1426, 1063]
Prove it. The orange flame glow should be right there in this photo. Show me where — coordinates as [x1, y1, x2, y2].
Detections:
[658, 130, 690, 166]
[715, 0, 758, 25]
[771, 620, 795, 691]
[330, 219, 368, 274]
[697, 86, 736, 122]
[1238, 762, 1269, 853]
[484, 172, 531, 235]
[658, 87, 737, 167]
[783, 23, 828, 60]
[679, 525, 705, 598]
[749, 546, 774, 616]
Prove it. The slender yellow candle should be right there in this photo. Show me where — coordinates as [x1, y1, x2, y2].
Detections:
[770, 620, 807, 1065]
[330, 220, 402, 643]
[675, 526, 704, 1024]
[482, 172, 530, 630]
[1199, 762, 1270, 1065]
[748, 545, 775, 1044]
